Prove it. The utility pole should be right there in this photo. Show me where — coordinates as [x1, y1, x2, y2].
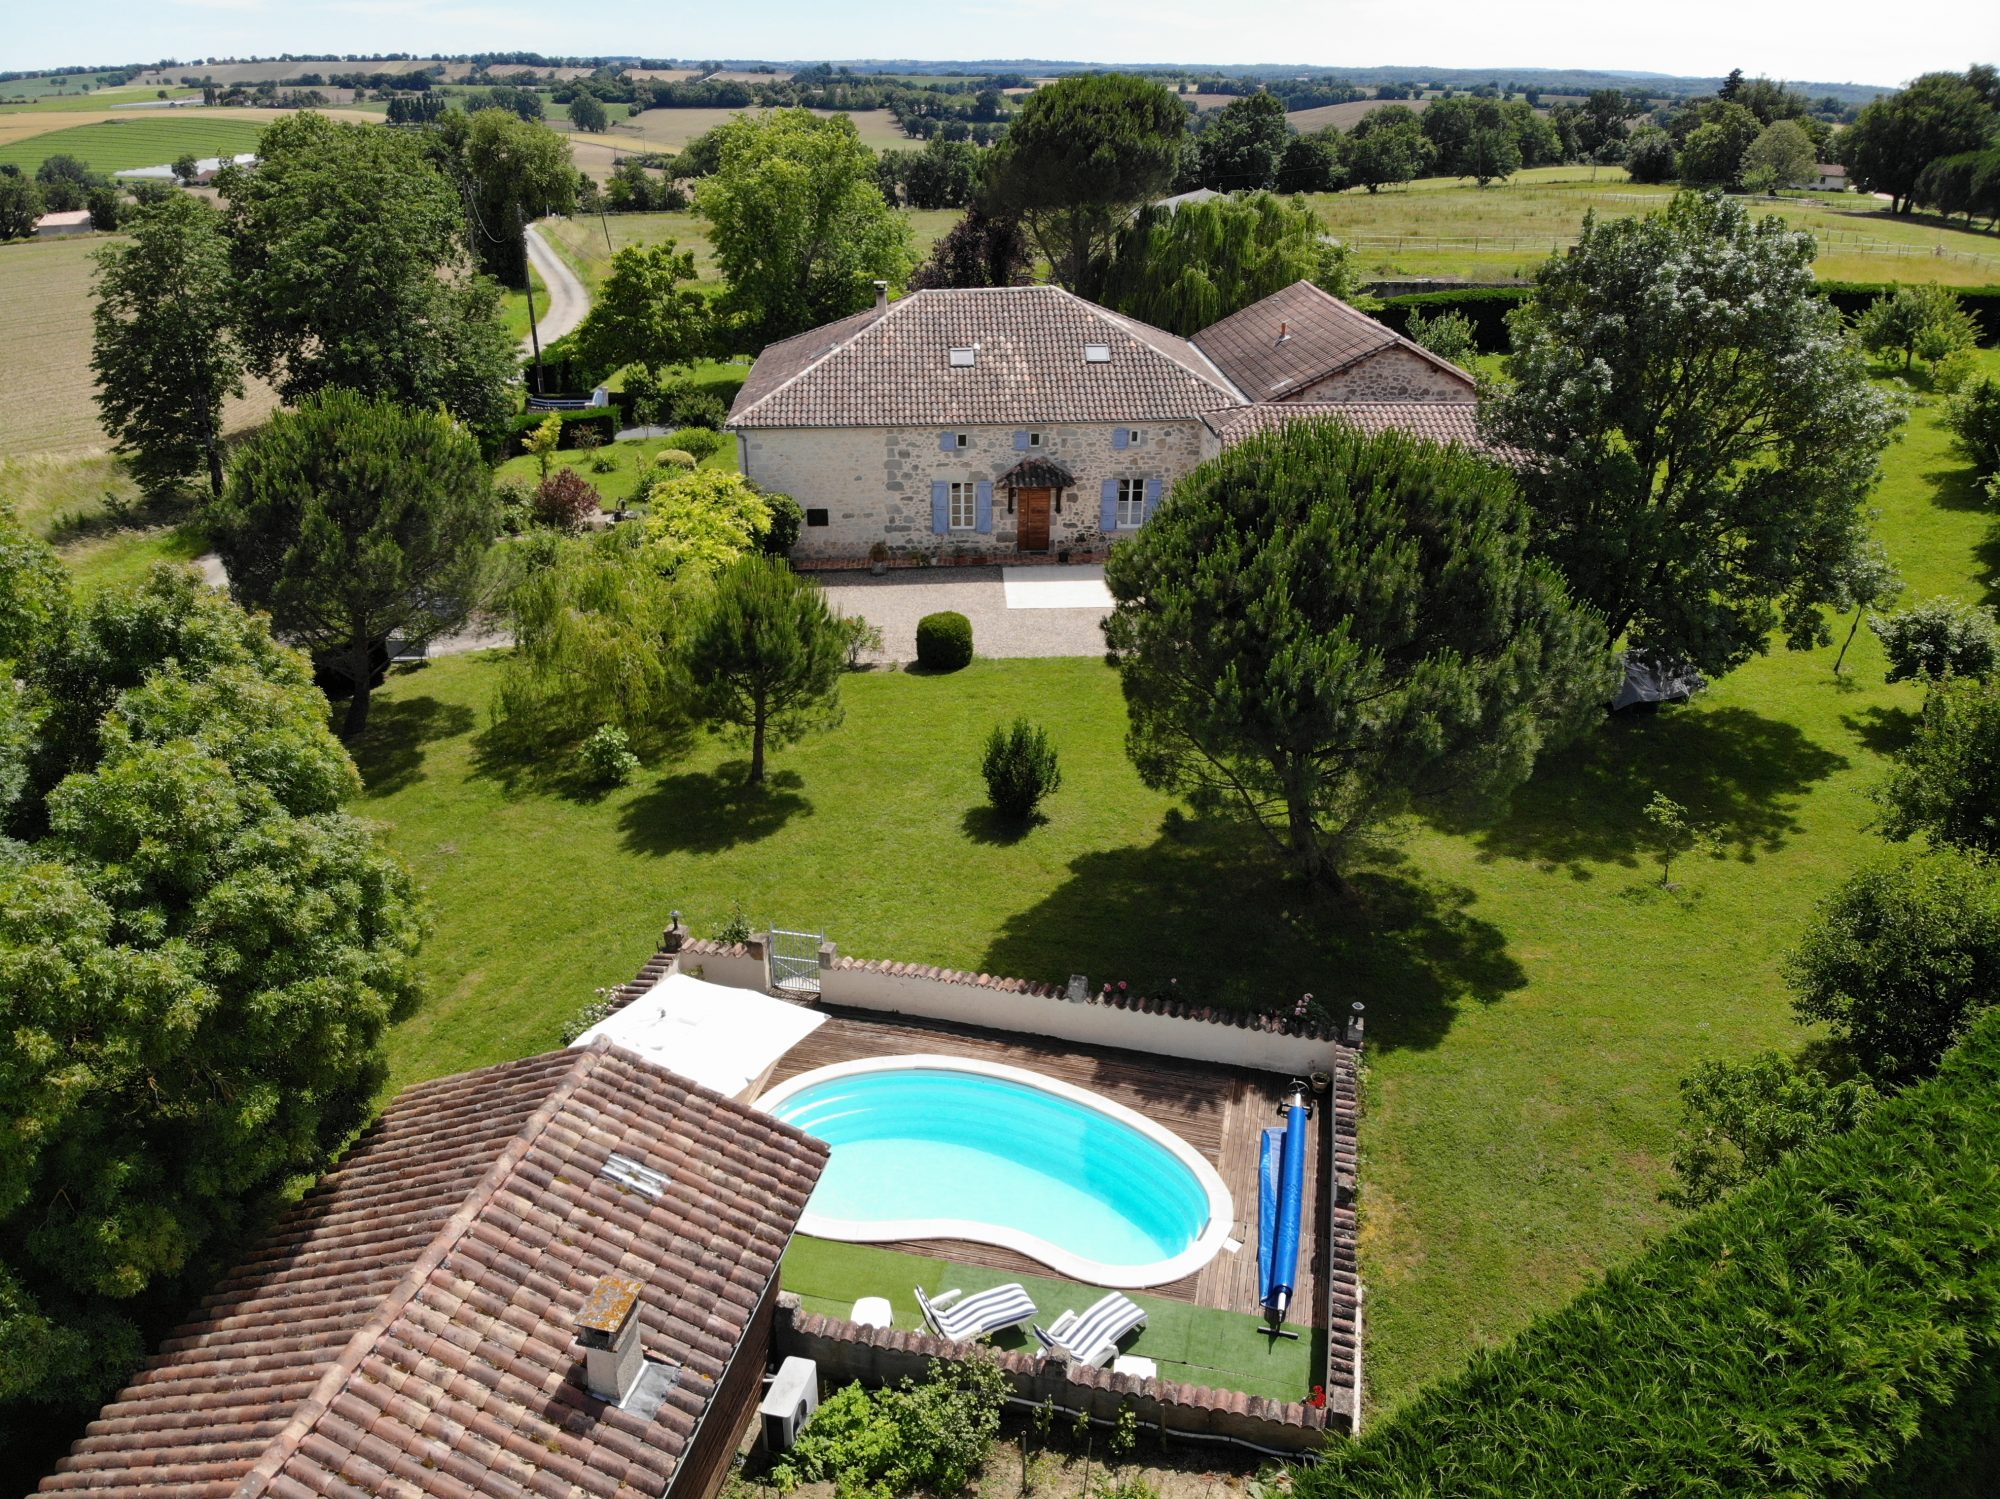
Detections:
[519, 206, 545, 397]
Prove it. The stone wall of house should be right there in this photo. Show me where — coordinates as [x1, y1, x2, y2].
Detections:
[1289, 345, 1472, 403]
[737, 420, 1208, 562]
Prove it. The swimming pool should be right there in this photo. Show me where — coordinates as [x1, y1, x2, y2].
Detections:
[756, 1054, 1233, 1288]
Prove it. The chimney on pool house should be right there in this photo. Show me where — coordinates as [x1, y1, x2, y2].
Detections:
[576, 1273, 646, 1404]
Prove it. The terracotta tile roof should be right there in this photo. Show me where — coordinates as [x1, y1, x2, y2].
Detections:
[39, 1042, 829, 1499]
[726, 286, 1243, 429]
[1191, 281, 1474, 401]
[1205, 401, 1517, 462]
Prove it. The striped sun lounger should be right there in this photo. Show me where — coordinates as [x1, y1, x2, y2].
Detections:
[915, 1283, 1038, 1342]
[1032, 1291, 1148, 1366]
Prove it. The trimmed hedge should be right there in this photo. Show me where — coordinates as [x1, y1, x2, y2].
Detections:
[1375, 288, 1529, 353]
[506, 408, 621, 455]
[1817, 280, 2000, 345]
[1299, 1007, 2000, 1497]
[915, 610, 973, 671]
[1374, 282, 2000, 356]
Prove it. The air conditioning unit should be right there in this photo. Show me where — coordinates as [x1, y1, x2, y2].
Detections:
[759, 1357, 819, 1453]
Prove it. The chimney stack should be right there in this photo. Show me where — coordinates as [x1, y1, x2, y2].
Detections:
[1277, 320, 1291, 342]
[576, 1273, 646, 1405]
[873, 280, 888, 311]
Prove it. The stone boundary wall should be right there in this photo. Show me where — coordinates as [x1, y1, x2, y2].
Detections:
[666, 938, 1353, 1076]
[774, 1302, 1338, 1451]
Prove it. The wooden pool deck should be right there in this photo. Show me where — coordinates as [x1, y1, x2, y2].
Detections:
[765, 1009, 1331, 1330]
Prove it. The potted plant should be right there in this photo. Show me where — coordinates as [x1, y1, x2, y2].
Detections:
[868, 541, 890, 577]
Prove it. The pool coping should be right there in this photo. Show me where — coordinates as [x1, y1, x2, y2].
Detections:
[753, 1052, 1236, 1291]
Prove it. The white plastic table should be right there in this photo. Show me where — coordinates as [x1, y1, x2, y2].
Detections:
[851, 1296, 893, 1329]
[1111, 1355, 1157, 1379]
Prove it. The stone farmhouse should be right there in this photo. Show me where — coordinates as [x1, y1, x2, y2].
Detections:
[726, 279, 1483, 564]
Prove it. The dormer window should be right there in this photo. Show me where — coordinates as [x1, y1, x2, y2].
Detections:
[1083, 344, 1111, 363]
[948, 346, 977, 367]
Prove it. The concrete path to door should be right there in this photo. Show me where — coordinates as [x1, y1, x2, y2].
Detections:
[812, 565, 1113, 665]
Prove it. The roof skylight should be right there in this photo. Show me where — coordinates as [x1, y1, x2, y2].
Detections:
[1083, 344, 1111, 363]
[948, 346, 977, 367]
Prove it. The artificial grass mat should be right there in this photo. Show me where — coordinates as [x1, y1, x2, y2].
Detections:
[781, 1235, 1320, 1403]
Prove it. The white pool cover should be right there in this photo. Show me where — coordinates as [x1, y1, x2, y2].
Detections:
[570, 970, 825, 1100]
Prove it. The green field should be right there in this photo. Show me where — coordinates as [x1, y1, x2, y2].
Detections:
[566, 105, 914, 181]
[0, 88, 203, 115]
[1307, 168, 2000, 286]
[0, 116, 268, 174]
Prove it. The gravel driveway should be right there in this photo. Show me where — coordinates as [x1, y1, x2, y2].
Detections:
[812, 565, 1113, 664]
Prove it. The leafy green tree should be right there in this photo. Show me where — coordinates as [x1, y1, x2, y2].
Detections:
[1878, 676, 2000, 859]
[1678, 106, 1762, 187]
[1345, 109, 1436, 192]
[1827, 537, 1902, 676]
[982, 717, 1062, 822]
[1945, 375, 2000, 476]
[1642, 791, 1718, 888]
[1464, 125, 1521, 186]
[1485, 193, 1900, 678]
[1196, 91, 1292, 191]
[683, 555, 844, 784]
[170, 151, 200, 186]
[1401, 306, 1478, 367]
[0, 554, 422, 1420]
[570, 241, 710, 383]
[0, 168, 40, 240]
[1664, 1052, 1879, 1208]
[1102, 419, 1612, 887]
[1275, 130, 1345, 193]
[696, 110, 914, 346]
[1841, 71, 1996, 214]
[1855, 283, 1979, 371]
[495, 527, 688, 753]
[207, 389, 498, 736]
[984, 73, 1188, 294]
[899, 136, 981, 209]
[638, 469, 774, 574]
[1624, 126, 1678, 183]
[1913, 145, 2000, 223]
[567, 91, 608, 133]
[1787, 852, 2000, 1085]
[1095, 192, 1355, 337]
[34, 153, 95, 212]
[89, 193, 242, 499]
[440, 107, 578, 285]
[1740, 118, 1817, 193]
[220, 111, 515, 442]
[1869, 596, 2000, 683]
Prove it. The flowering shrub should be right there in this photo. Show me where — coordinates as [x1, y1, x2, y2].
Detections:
[577, 724, 640, 786]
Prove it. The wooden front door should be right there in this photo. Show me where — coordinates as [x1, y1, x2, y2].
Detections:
[1017, 488, 1052, 552]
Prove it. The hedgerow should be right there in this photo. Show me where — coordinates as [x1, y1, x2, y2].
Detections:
[1299, 1007, 2000, 1497]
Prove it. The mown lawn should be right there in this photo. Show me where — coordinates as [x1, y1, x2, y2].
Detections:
[349, 354, 1994, 1416]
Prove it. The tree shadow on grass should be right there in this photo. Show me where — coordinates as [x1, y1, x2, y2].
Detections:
[959, 805, 1044, 846]
[349, 694, 477, 797]
[617, 764, 812, 856]
[1842, 703, 1920, 758]
[1437, 705, 1849, 880]
[978, 830, 1523, 1055]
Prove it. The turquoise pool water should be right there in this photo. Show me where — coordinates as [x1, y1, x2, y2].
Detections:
[768, 1067, 1213, 1272]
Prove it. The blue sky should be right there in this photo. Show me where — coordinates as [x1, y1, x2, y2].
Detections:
[2, 0, 1986, 89]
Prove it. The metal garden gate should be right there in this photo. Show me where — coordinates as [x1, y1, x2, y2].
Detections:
[769, 927, 823, 996]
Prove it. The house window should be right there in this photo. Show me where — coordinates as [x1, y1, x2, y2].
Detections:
[948, 482, 979, 531]
[1084, 344, 1111, 363]
[1123, 429, 1142, 447]
[949, 346, 977, 367]
[1028, 431, 1044, 448]
[951, 432, 969, 449]
[806, 508, 829, 528]
[1115, 478, 1146, 529]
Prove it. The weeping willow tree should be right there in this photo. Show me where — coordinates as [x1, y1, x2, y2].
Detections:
[1094, 193, 1356, 337]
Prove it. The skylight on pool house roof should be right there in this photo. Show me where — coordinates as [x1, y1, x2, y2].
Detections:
[948, 346, 977, 367]
[1083, 343, 1111, 363]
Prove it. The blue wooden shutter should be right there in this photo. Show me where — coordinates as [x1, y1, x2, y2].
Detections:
[1143, 478, 1163, 522]
[1013, 430, 1030, 450]
[931, 481, 949, 533]
[1112, 427, 1129, 451]
[938, 431, 955, 452]
[1100, 479, 1118, 532]
[976, 481, 994, 533]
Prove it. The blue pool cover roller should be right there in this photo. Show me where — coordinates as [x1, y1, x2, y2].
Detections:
[1257, 1087, 1310, 1317]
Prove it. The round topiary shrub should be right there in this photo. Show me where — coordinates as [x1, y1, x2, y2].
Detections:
[668, 426, 725, 460]
[916, 610, 973, 671]
[654, 448, 697, 471]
